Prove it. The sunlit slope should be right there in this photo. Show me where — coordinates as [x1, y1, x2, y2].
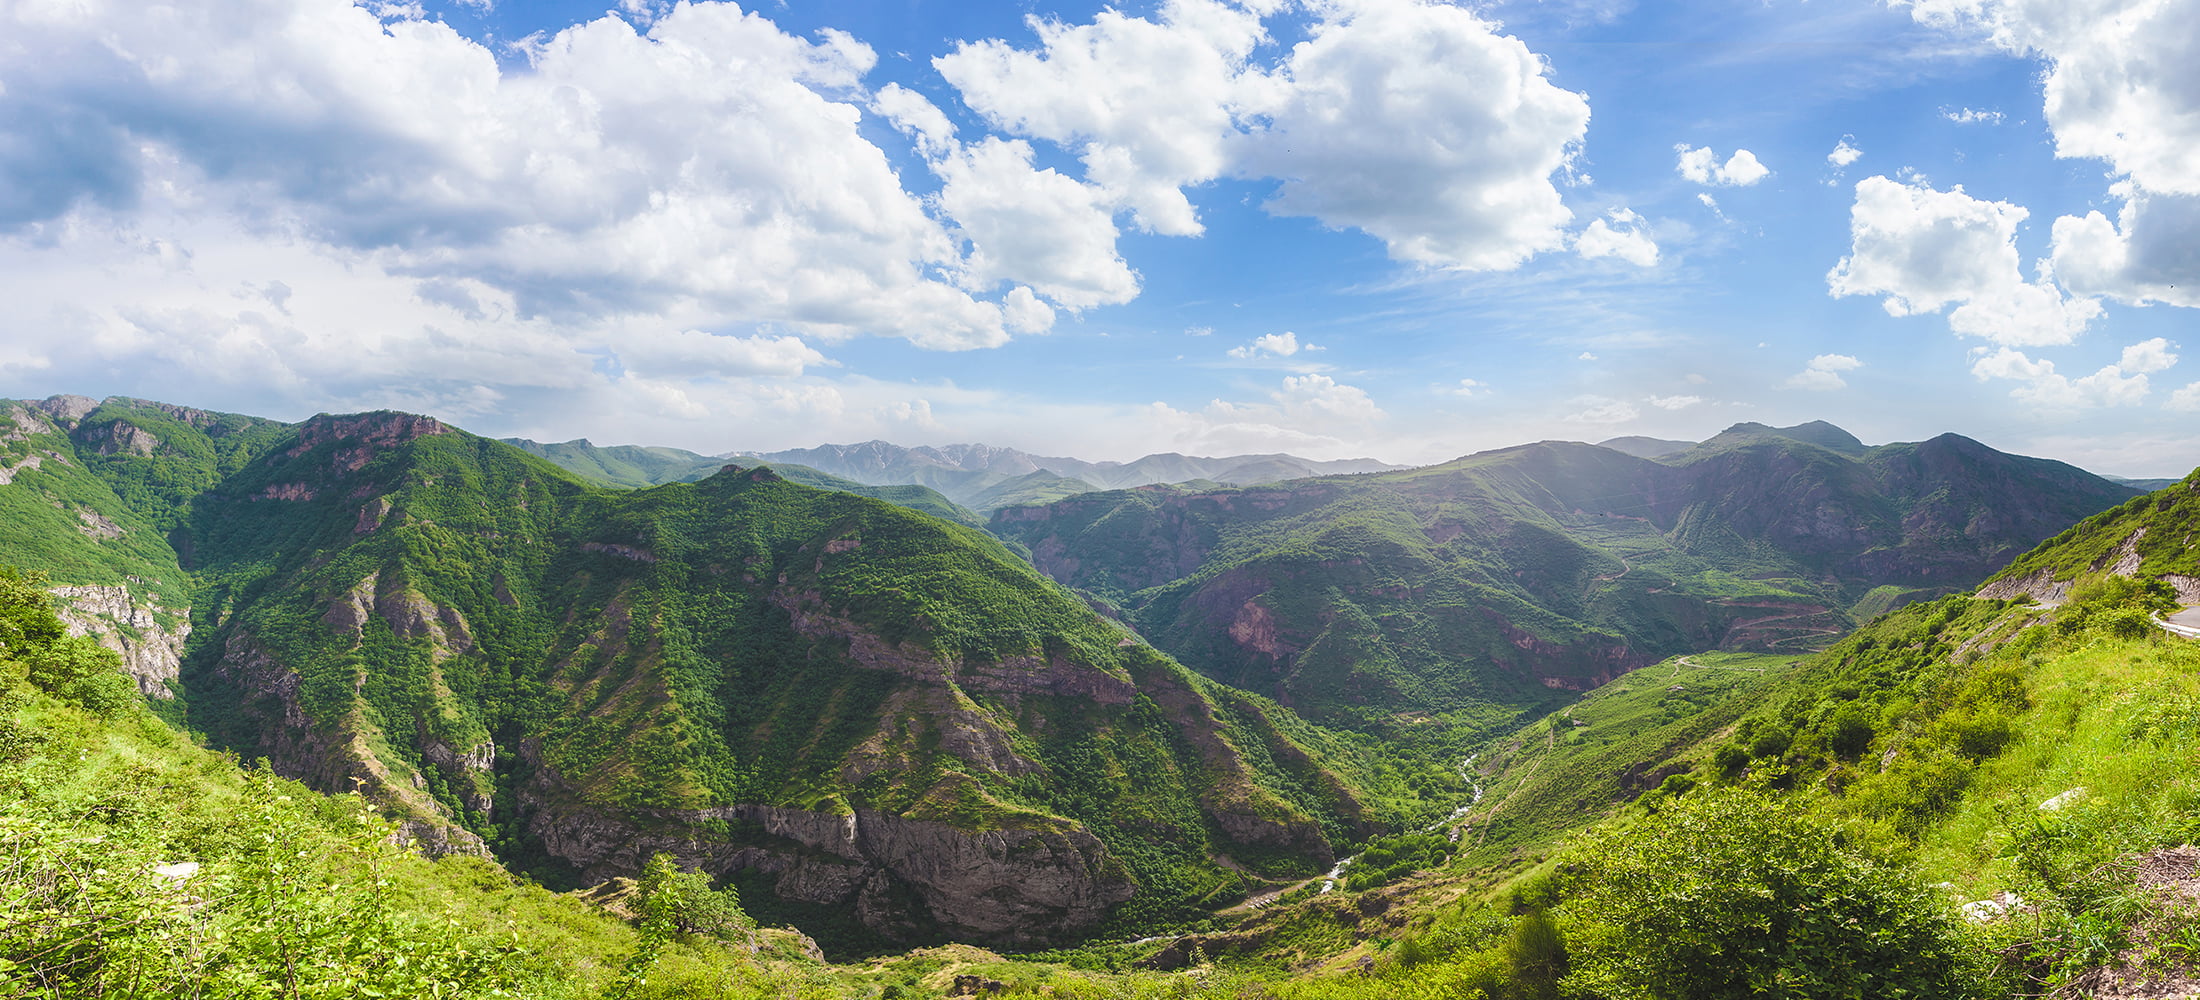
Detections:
[991, 424, 2135, 734]
[171, 411, 1403, 946]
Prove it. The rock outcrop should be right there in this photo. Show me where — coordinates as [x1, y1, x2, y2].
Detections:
[520, 754, 1136, 945]
[49, 585, 189, 697]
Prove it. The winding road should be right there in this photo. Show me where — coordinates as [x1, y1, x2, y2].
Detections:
[2162, 607, 2200, 640]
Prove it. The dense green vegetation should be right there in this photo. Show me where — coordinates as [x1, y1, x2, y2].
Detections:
[10, 392, 2200, 998]
[991, 423, 2136, 741]
[5, 398, 1427, 950]
[1243, 542, 2200, 998]
[1, 571, 1283, 998]
[505, 437, 991, 528]
[1987, 467, 2200, 585]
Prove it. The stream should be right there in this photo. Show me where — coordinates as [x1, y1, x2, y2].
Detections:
[1318, 753, 1486, 893]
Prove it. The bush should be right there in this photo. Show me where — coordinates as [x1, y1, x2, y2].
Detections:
[1562, 788, 1977, 1000]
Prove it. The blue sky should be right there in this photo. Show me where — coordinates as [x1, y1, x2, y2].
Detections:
[2, 0, 2196, 475]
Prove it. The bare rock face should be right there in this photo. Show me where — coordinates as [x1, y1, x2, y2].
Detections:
[32, 395, 101, 426]
[286, 412, 450, 474]
[320, 571, 475, 661]
[49, 585, 189, 698]
[1977, 567, 2073, 605]
[519, 754, 1136, 945]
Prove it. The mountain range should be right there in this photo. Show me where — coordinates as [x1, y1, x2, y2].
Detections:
[1, 395, 1407, 947]
[0, 394, 2158, 953]
[508, 436, 1401, 512]
[989, 420, 2140, 734]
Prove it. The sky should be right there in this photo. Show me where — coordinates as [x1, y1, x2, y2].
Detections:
[1, 0, 2196, 476]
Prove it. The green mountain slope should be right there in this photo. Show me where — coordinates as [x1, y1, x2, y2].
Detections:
[990, 424, 2138, 735]
[1166, 469, 2200, 999]
[502, 437, 726, 488]
[507, 437, 990, 528]
[1976, 467, 2200, 606]
[0, 405, 1427, 947]
[0, 396, 296, 700]
[727, 441, 1401, 511]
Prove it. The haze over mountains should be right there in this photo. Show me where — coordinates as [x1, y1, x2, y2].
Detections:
[507, 436, 1402, 512]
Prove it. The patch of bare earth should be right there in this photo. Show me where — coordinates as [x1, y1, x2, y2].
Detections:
[2061, 846, 2200, 999]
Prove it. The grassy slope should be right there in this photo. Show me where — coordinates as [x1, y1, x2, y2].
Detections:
[1987, 468, 2200, 585]
[0, 594, 1279, 999]
[1221, 514, 2200, 997]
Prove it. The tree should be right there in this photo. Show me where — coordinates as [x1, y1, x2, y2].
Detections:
[1563, 789, 1975, 1000]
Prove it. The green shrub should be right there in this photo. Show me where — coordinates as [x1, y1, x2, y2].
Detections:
[1562, 788, 1976, 1000]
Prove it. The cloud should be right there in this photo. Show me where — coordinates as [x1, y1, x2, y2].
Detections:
[942, 0, 1591, 272]
[0, 0, 1047, 351]
[2049, 188, 2200, 309]
[1563, 395, 1638, 423]
[1941, 106, 2006, 125]
[612, 329, 827, 378]
[1574, 208, 1660, 267]
[2120, 337, 2181, 374]
[930, 136, 1141, 310]
[1969, 344, 2165, 408]
[1902, 1, 2200, 339]
[1145, 372, 1385, 455]
[932, 1, 1267, 238]
[1001, 286, 1057, 334]
[1827, 138, 1864, 169]
[1905, 0, 2200, 197]
[1646, 394, 1703, 410]
[1447, 378, 1486, 397]
[884, 398, 939, 428]
[1785, 354, 1863, 391]
[1578, 351, 1599, 361]
[2170, 381, 2200, 412]
[1827, 176, 2100, 346]
[1675, 144, 1771, 186]
[1228, 331, 1309, 359]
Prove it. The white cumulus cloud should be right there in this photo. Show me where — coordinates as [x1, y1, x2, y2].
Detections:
[1575, 208, 1660, 267]
[0, 0, 1047, 355]
[1827, 138, 1864, 168]
[1646, 394, 1703, 410]
[942, 0, 1592, 273]
[1675, 145, 1771, 186]
[1969, 344, 2167, 408]
[2050, 188, 2200, 309]
[1785, 354, 1863, 391]
[1228, 331, 1309, 359]
[1827, 176, 2100, 346]
[1904, 0, 2200, 321]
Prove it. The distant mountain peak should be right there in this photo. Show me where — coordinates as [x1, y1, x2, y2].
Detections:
[1706, 420, 1866, 456]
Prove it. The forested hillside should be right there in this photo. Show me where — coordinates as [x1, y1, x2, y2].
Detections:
[991, 422, 2137, 737]
[0, 396, 1431, 950]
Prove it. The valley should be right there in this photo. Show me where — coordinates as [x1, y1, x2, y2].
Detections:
[4, 393, 2198, 999]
